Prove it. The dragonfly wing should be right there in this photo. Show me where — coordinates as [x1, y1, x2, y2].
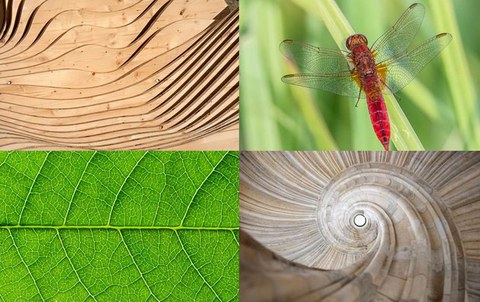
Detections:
[371, 3, 425, 63]
[280, 40, 354, 73]
[282, 72, 363, 98]
[280, 40, 361, 97]
[379, 33, 452, 93]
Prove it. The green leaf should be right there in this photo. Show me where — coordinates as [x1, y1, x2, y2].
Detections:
[0, 151, 239, 301]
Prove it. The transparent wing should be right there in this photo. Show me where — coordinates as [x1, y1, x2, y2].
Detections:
[379, 33, 452, 93]
[280, 40, 353, 74]
[282, 73, 362, 98]
[371, 3, 425, 63]
[280, 40, 361, 97]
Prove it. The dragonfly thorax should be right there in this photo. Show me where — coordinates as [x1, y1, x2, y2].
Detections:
[346, 34, 368, 50]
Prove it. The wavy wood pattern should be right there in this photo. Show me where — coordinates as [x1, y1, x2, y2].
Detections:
[0, 0, 238, 150]
[240, 151, 480, 302]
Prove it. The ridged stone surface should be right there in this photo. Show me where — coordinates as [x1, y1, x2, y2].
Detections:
[240, 151, 480, 301]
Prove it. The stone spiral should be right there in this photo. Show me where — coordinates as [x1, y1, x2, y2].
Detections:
[240, 152, 480, 301]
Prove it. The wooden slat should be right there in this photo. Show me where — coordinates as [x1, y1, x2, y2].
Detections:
[0, 0, 238, 150]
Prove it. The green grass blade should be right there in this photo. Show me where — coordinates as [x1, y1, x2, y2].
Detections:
[429, 0, 480, 149]
[290, 0, 353, 46]
[240, 0, 281, 149]
[290, 86, 338, 149]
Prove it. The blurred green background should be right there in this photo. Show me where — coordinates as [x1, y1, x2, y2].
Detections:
[240, 0, 480, 150]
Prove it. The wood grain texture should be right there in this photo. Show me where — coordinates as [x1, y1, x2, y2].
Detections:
[0, 0, 238, 150]
[241, 151, 480, 301]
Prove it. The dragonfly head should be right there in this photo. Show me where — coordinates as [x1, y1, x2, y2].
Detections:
[346, 34, 368, 50]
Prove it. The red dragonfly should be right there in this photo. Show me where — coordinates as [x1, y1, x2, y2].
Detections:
[280, 3, 452, 150]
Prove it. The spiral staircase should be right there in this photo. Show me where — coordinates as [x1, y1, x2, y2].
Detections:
[240, 151, 480, 301]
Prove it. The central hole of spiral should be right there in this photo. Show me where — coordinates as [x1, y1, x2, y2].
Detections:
[353, 214, 367, 227]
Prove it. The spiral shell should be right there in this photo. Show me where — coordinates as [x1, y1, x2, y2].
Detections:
[240, 151, 480, 301]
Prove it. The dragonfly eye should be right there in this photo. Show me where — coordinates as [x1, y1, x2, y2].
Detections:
[346, 34, 368, 50]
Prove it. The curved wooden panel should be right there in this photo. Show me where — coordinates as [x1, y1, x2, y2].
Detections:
[0, 0, 238, 150]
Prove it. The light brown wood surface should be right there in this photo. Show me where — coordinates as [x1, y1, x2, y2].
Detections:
[0, 0, 238, 150]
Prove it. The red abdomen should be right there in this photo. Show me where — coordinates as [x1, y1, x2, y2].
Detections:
[366, 91, 390, 150]
[349, 44, 391, 150]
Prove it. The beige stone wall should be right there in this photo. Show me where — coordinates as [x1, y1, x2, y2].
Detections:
[240, 152, 480, 301]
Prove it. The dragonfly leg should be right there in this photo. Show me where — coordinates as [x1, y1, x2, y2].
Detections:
[380, 78, 402, 101]
[355, 86, 362, 107]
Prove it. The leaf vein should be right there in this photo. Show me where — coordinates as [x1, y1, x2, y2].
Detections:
[8, 229, 45, 302]
[107, 152, 147, 225]
[17, 152, 51, 225]
[63, 151, 97, 225]
[175, 230, 222, 301]
[118, 230, 160, 301]
[180, 152, 229, 226]
[57, 230, 98, 301]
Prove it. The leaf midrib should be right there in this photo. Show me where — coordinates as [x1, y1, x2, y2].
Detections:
[2, 226, 239, 230]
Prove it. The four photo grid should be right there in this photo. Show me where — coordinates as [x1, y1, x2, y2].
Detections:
[0, 0, 480, 301]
